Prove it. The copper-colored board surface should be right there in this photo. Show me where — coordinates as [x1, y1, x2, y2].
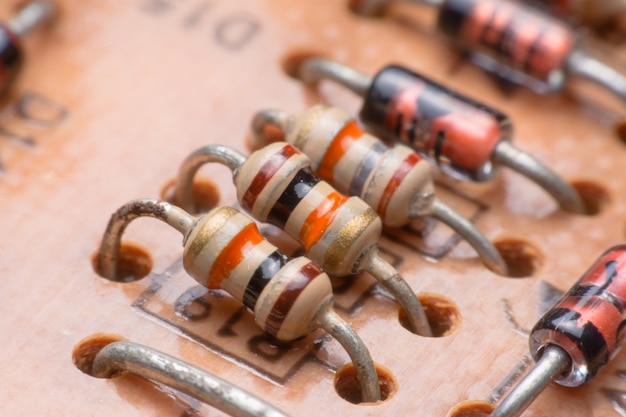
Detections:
[1, 0, 625, 416]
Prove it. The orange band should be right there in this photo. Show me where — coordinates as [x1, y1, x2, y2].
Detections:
[207, 222, 264, 289]
[299, 191, 347, 252]
[317, 120, 363, 183]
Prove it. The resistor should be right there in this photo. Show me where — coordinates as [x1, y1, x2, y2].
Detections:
[95, 199, 382, 403]
[174, 142, 434, 337]
[250, 104, 507, 276]
[296, 58, 585, 214]
[351, 0, 626, 102]
[0, 1, 57, 96]
[491, 245, 626, 417]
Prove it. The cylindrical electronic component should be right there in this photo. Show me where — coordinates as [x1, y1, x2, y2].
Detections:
[175, 143, 434, 336]
[439, 0, 626, 98]
[76, 335, 293, 417]
[0, 1, 56, 96]
[530, 246, 626, 386]
[96, 199, 382, 403]
[250, 105, 508, 276]
[437, 0, 574, 86]
[360, 65, 510, 181]
[350, 0, 626, 102]
[235, 144, 380, 276]
[492, 245, 626, 417]
[297, 58, 585, 214]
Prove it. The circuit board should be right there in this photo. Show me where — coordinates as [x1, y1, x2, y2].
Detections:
[2, 0, 626, 416]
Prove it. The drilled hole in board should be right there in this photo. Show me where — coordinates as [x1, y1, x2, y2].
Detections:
[615, 117, 626, 145]
[91, 242, 153, 283]
[281, 49, 328, 81]
[493, 239, 543, 278]
[447, 400, 495, 417]
[334, 362, 396, 404]
[72, 333, 125, 377]
[570, 180, 610, 216]
[246, 123, 285, 152]
[161, 177, 221, 214]
[399, 293, 461, 337]
[347, 0, 387, 17]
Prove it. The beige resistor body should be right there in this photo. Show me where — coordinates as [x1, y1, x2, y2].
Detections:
[284, 105, 435, 227]
[174, 142, 436, 336]
[96, 200, 384, 402]
[235, 141, 382, 277]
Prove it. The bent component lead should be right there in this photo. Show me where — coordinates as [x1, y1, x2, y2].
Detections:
[492, 245, 626, 417]
[96, 199, 382, 403]
[298, 57, 585, 214]
[175, 144, 434, 336]
[81, 337, 293, 417]
[250, 105, 507, 276]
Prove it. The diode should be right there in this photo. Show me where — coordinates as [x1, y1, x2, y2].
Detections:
[491, 245, 626, 417]
[350, 0, 626, 102]
[174, 142, 434, 337]
[295, 57, 585, 214]
[0, 1, 57, 96]
[250, 104, 507, 276]
[74, 334, 293, 417]
[95, 199, 382, 403]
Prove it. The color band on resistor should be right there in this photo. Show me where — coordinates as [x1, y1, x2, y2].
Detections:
[250, 104, 508, 276]
[492, 245, 626, 417]
[174, 143, 434, 337]
[95, 199, 382, 403]
[0, 1, 57, 96]
[295, 57, 585, 214]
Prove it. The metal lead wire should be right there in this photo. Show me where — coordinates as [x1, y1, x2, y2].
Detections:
[317, 309, 382, 402]
[250, 108, 292, 150]
[430, 200, 508, 276]
[298, 58, 585, 214]
[91, 340, 293, 417]
[299, 57, 372, 97]
[96, 198, 382, 403]
[251, 108, 508, 275]
[174, 143, 433, 337]
[491, 345, 571, 417]
[175, 145, 247, 213]
[565, 50, 626, 104]
[96, 199, 195, 281]
[8, 1, 57, 37]
[492, 141, 585, 214]
[364, 252, 433, 336]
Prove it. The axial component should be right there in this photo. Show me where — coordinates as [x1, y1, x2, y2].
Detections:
[96, 199, 382, 403]
[175, 143, 434, 336]
[492, 245, 626, 416]
[295, 58, 585, 214]
[250, 104, 507, 275]
[351, 0, 626, 102]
